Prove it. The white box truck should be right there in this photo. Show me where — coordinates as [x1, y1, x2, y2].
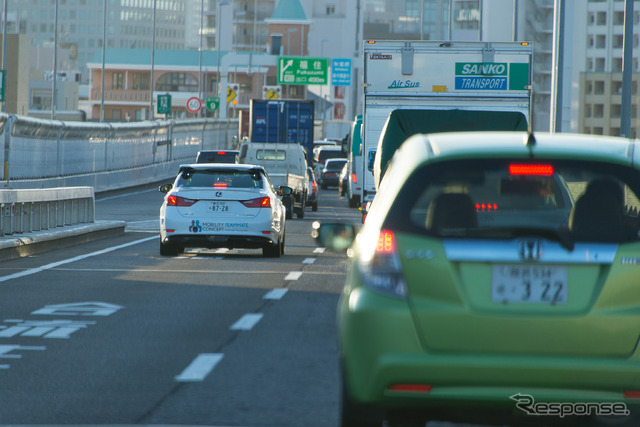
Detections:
[239, 141, 308, 219]
[360, 40, 533, 203]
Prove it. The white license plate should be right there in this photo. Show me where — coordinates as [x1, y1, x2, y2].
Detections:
[491, 265, 568, 304]
[208, 201, 229, 212]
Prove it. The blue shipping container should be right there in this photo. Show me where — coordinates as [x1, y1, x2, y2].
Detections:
[249, 100, 315, 166]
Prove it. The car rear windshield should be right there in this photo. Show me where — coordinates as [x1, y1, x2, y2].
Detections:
[384, 159, 640, 244]
[177, 170, 264, 189]
[325, 160, 347, 171]
[316, 150, 345, 163]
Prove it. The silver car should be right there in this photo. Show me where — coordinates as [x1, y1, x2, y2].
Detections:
[159, 164, 290, 257]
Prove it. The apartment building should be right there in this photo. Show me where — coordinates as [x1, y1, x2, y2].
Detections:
[579, 0, 640, 137]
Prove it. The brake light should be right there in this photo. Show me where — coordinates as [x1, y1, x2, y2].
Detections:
[509, 164, 553, 176]
[214, 183, 228, 189]
[376, 231, 394, 253]
[217, 151, 227, 155]
[358, 230, 407, 298]
[166, 195, 197, 206]
[351, 173, 358, 184]
[476, 203, 498, 212]
[241, 196, 271, 208]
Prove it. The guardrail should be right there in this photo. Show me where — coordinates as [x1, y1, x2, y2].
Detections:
[0, 114, 239, 236]
[0, 187, 94, 236]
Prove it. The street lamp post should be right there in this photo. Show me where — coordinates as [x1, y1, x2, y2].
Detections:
[198, 0, 204, 117]
[287, 28, 297, 99]
[321, 38, 328, 136]
[216, 0, 231, 118]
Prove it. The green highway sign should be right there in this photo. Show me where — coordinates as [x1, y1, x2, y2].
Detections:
[157, 93, 171, 114]
[207, 96, 220, 111]
[277, 57, 328, 85]
[0, 70, 5, 102]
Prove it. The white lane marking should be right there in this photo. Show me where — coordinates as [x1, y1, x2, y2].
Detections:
[313, 248, 325, 254]
[264, 288, 288, 300]
[284, 271, 303, 281]
[0, 236, 158, 284]
[175, 353, 224, 382]
[302, 258, 315, 264]
[230, 313, 263, 331]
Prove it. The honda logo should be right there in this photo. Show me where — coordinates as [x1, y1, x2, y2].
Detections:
[519, 240, 541, 261]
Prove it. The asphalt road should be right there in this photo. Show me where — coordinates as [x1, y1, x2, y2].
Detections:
[0, 182, 361, 426]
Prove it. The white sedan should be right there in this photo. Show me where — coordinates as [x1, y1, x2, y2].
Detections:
[159, 164, 290, 257]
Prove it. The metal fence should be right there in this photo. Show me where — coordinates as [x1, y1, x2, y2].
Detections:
[0, 114, 239, 187]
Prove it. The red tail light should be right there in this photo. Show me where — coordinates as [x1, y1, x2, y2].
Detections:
[242, 197, 271, 208]
[214, 183, 228, 189]
[509, 164, 553, 176]
[376, 230, 395, 253]
[351, 173, 358, 184]
[166, 195, 197, 206]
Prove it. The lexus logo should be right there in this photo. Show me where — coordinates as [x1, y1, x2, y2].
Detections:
[215, 192, 223, 197]
[519, 240, 541, 261]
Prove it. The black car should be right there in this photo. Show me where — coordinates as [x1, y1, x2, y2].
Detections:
[195, 150, 239, 163]
[321, 158, 347, 189]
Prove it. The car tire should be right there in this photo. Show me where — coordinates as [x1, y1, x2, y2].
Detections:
[263, 239, 281, 258]
[296, 200, 305, 219]
[280, 232, 286, 255]
[159, 240, 178, 256]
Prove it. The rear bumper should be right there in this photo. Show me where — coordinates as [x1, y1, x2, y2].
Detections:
[339, 286, 640, 413]
[162, 234, 274, 250]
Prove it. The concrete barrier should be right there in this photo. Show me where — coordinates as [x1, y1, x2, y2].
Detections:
[0, 187, 94, 236]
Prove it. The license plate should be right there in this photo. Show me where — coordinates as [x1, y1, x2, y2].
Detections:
[209, 201, 229, 212]
[491, 265, 568, 304]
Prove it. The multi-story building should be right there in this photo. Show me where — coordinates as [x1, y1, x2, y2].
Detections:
[578, 0, 640, 137]
[1, 0, 189, 84]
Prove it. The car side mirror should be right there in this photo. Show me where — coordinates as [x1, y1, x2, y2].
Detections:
[159, 183, 173, 193]
[279, 186, 293, 196]
[311, 221, 356, 252]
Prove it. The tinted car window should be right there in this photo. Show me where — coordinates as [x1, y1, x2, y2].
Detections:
[196, 151, 239, 163]
[177, 170, 264, 189]
[384, 159, 640, 243]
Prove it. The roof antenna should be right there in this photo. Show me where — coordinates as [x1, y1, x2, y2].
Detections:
[524, 85, 536, 150]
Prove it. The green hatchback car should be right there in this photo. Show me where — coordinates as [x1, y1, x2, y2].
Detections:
[316, 131, 640, 426]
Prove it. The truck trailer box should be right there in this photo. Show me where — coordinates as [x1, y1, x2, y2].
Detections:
[361, 40, 533, 199]
[249, 99, 314, 167]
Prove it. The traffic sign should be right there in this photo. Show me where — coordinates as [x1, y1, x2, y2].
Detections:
[277, 57, 328, 85]
[207, 96, 220, 111]
[157, 93, 171, 114]
[262, 85, 282, 100]
[186, 97, 202, 113]
[332, 58, 352, 86]
[227, 84, 239, 104]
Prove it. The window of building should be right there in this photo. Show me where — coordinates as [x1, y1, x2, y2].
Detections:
[596, 34, 606, 49]
[597, 11, 607, 25]
[132, 74, 149, 90]
[613, 35, 624, 49]
[595, 58, 605, 72]
[594, 104, 604, 118]
[112, 72, 124, 90]
[613, 58, 623, 72]
[594, 80, 605, 95]
[156, 73, 198, 92]
[271, 35, 282, 55]
[326, 5, 335, 15]
[585, 105, 592, 117]
[614, 11, 625, 25]
[111, 109, 122, 121]
[611, 104, 621, 118]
